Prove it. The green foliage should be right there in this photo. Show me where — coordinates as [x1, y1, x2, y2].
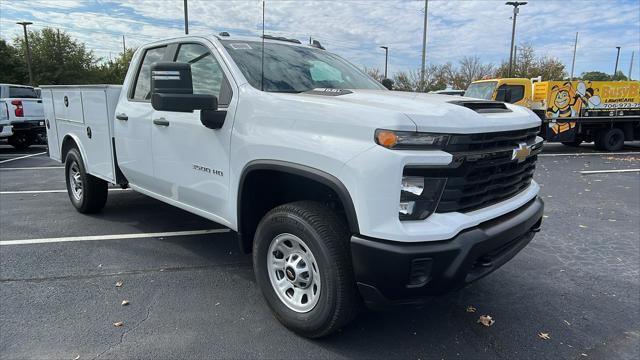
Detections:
[12, 27, 97, 85]
[0, 39, 27, 84]
[93, 48, 135, 84]
[580, 71, 611, 81]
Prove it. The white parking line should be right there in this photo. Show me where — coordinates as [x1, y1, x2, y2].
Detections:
[0, 188, 129, 195]
[0, 228, 231, 246]
[0, 152, 47, 164]
[539, 151, 640, 157]
[580, 168, 640, 175]
[0, 166, 64, 171]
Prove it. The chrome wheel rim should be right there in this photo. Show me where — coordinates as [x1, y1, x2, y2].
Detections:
[69, 162, 83, 201]
[267, 233, 321, 313]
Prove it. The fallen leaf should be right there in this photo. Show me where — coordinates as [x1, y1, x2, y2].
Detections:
[215, 302, 220, 306]
[466, 306, 477, 313]
[113, 321, 123, 327]
[477, 315, 494, 327]
[115, 281, 123, 288]
[564, 320, 571, 326]
[121, 300, 130, 306]
[581, 353, 588, 357]
[579, 225, 588, 228]
[74, 356, 80, 360]
[538, 332, 551, 340]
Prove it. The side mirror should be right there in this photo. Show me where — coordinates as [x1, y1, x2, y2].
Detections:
[381, 78, 394, 90]
[150, 62, 217, 112]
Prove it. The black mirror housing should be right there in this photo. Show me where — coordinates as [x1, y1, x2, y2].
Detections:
[150, 62, 218, 112]
[381, 78, 394, 90]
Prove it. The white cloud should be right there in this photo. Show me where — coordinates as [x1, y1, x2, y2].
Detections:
[1, 0, 638, 77]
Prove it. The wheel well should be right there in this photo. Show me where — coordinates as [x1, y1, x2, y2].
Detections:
[60, 136, 78, 163]
[237, 165, 358, 253]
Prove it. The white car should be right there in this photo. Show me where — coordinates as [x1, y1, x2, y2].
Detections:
[42, 34, 544, 338]
[0, 84, 46, 149]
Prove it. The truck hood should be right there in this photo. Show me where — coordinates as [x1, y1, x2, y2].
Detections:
[289, 89, 540, 133]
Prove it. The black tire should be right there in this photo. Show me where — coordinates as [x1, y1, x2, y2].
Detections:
[594, 128, 625, 151]
[7, 132, 32, 150]
[64, 148, 108, 213]
[561, 140, 583, 147]
[253, 201, 358, 338]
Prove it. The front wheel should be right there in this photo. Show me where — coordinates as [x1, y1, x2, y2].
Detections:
[253, 201, 358, 338]
[595, 128, 625, 151]
[65, 148, 108, 213]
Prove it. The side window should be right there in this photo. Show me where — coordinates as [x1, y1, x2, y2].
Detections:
[175, 43, 224, 101]
[508, 85, 525, 103]
[132, 46, 167, 101]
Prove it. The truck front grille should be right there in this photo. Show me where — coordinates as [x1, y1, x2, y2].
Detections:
[435, 155, 537, 213]
[404, 127, 541, 214]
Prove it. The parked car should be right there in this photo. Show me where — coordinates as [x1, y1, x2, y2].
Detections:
[0, 84, 47, 149]
[42, 34, 544, 338]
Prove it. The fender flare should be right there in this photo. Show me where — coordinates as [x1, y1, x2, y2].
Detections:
[61, 133, 88, 166]
[237, 159, 360, 239]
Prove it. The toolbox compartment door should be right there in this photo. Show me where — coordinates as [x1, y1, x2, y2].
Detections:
[81, 90, 115, 182]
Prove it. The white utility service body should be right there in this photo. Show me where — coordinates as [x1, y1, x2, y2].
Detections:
[43, 34, 544, 338]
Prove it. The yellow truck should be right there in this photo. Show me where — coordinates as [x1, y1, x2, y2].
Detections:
[465, 78, 640, 150]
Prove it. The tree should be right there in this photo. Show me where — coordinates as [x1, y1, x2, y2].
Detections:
[94, 48, 135, 84]
[611, 70, 628, 81]
[392, 71, 413, 91]
[495, 44, 566, 80]
[363, 67, 384, 82]
[0, 39, 27, 84]
[581, 71, 611, 81]
[457, 56, 494, 89]
[12, 27, 97, 85]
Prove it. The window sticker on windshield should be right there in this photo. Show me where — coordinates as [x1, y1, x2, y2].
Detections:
[229, 43, 252, 50]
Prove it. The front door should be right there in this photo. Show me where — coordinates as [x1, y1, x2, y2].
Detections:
[150, 41, 236, 222]
[114, 45, 169, 191]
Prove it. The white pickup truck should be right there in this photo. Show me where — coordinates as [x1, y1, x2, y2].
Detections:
[43, 34, 544, 338]
[0, 84, 46, 149]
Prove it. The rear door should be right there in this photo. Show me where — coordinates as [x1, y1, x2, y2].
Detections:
[150, 41, 236, 220]
[114, 45, 170, 191]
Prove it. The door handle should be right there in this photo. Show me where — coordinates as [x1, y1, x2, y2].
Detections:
[153, 117, 170, 127]
[116, 113, 128, 121]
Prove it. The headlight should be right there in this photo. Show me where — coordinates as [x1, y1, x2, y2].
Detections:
[375, 129, 450, 149]
[399, 176, 447, 220]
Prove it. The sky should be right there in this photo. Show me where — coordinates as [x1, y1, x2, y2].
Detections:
[1, 0, 639, 80]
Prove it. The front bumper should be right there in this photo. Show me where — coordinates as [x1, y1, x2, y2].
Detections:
[351, 196, 544, 308]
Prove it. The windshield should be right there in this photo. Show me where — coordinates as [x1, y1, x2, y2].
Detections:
[464, 82, 497, 100]
[221, 40, 384, 93]
[9, 86, 38, 99]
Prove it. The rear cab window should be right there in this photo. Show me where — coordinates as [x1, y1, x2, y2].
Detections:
[9, 86, 38, 99]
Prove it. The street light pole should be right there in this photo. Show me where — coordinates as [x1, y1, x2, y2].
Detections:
[380, 46, 389, 78]
[614, 46, 621, 77]
[420, 0, 428, 90]
[183, 0, 189, 35]
[505, 2, 526, 78]
[16, 21, 34, 86]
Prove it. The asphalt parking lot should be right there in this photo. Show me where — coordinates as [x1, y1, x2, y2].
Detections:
[1, 142, 639, 359]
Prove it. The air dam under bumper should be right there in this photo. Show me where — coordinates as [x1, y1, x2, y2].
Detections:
[351, 197, 544, 308]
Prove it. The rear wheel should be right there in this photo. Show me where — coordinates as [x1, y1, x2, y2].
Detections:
[594, 128, 624, 151]
[65, 148, 108, 213]
[8, 132, 32, 150]
[253, 201, 358, 338]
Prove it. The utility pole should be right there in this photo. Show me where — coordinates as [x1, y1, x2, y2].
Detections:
[614, 46, 621, 77]
[570, 32, 578, 81]
[183, 0, 189, 35]
[420, 0, 428, 90]
[513, 45, 517, 73]
[506, 2, 527, 78]
[629, 51, 635, 80]
[16, 22, 34, 86]
[122, 35, 126, 53]
[380, 46, 389, 78]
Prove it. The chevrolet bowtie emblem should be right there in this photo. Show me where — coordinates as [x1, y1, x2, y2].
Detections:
[512, 143, 531, 163]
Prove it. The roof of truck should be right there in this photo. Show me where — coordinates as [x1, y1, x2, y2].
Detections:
[0, 84, 35, 88]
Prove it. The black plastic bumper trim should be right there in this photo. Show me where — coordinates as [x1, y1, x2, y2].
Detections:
[350, 196, 544, 308]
